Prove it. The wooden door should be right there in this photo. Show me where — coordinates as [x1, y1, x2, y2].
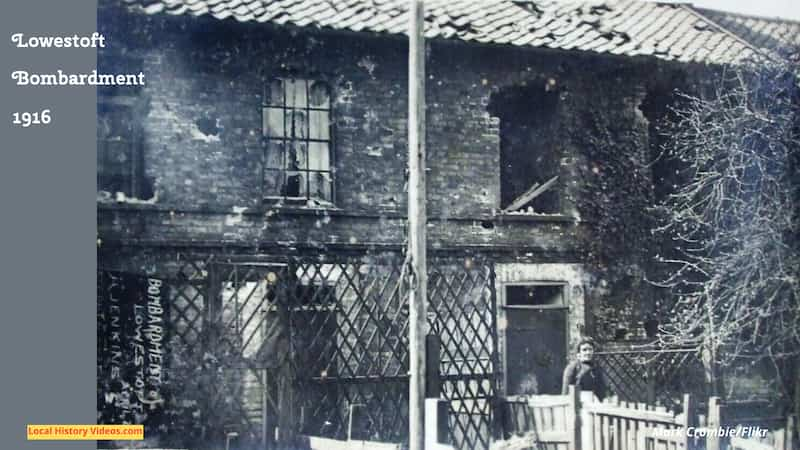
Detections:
[504, 284, 568, 396]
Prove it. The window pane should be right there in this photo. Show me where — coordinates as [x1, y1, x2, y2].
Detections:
[308, 142, 329, 171]
[267, 79, 284, 106]
[286, 142, 307, 170]
[309, 172, 332, 202]
[263, 169, 282, 197]
[309, 81, 330, 108]
[265, 140, 285, 169]
[106, 140, 130, 166]
[263, 107, 285, 137]
[291, 110, 307, 139]
[283, 171, 306, 198]
[292, 142, 308, 170]
[309, 110, 329, 140]
[285, 79, 307, 108]
[506, 285, 564, 306]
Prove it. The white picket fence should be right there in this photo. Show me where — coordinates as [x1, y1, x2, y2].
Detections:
[492, 387, 692, 450]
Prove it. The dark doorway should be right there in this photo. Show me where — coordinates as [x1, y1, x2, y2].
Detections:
[504, 284, 568, 395]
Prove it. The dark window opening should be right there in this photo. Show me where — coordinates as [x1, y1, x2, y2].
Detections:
[640, 85, 683, 203]
[506, 284, 565, 307]
[97, 102, 151, 199]
[489, 83, 562, 214]
[263, 78, 333, 205]
[96, 54, 151, 199]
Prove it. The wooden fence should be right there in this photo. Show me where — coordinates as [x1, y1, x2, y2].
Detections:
[494, 389, 578, 450]
[492, 387, 693, 450]
[492, 389, 798, 450]
[707, 397, 796, 450]
[581, 392, 691, 450]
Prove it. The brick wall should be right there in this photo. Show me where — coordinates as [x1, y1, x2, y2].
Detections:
[97, 6, 690, 340]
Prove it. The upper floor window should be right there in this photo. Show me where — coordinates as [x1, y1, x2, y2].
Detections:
[489, 83, 562, 215]
[96, 54, 151, 200]
[97, 99, 150, 199]
[262, 78, 333, 205]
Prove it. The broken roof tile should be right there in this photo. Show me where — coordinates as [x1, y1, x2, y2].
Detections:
[112, 0, 797, 65]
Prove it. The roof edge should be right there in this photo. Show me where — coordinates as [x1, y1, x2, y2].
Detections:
[680, 4, 776, 63]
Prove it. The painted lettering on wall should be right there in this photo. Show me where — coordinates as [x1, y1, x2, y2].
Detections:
[97, 271, 168, 425]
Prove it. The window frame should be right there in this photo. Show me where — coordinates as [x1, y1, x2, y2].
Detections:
[502, 282, 569, 310]
[261, 76, 336, 206]
[97, 96, 145, 198]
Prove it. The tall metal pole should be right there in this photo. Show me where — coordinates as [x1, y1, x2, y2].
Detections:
[408, 1, 427, 449]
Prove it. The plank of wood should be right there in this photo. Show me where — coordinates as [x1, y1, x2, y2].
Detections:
[626, 427, 635, 450]
[429, 444, 456, 450]
[776, 428, 786, 450]
[543, 405, 554, 431]
[304, 436, 402, 450]
[489, 430, 571, 450]
[502, 175, 559, 212]
[534, 405, 544, 431]
[567, 385, 579, 450]
[707, 397, 722, 450]
[525, 396, 572, 408]
[636, 427, 688, 450]
[729, 435, 774, 450]
[620, 413, 628, 450]
[536, 430, 572, 442]
[594, 414, 602, 450]
[583, 403, 677, 423]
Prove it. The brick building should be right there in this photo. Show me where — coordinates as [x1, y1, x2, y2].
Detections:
[95, 1, 799, 448]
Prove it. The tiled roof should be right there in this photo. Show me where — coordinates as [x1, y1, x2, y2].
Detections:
[116, 0, 798, 65]
[695, 8, 800, 59]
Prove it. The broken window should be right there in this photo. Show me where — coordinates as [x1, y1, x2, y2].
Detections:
[97, 100, 148, 198]
[489, 83, 562, 214]
[96, 55, 151, 199]
[263, 78, 333, 205]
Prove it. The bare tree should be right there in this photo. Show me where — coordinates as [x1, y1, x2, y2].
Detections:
[653, 57, 800, 416]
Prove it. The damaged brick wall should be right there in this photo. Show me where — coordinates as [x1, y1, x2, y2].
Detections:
[98, 2, 692, 375]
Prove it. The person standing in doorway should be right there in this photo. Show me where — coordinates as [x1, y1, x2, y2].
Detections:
[562, 338, 607, 401]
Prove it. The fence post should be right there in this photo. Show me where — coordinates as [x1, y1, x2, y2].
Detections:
[580, 391, 596, 450]
[424, 334, 450, 448]
[425, 398, 451, 449]
[491, 396, 507, 441]
[567, 385, 580, 450]
[681, 394, 692, 450]
[777, 426, 786, 450]
[425, 334, 442, 398]
[787, 415, 796, 450]
[647, 365, 656, 404]
[707, 397, 721, 450]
